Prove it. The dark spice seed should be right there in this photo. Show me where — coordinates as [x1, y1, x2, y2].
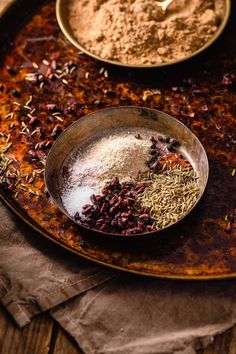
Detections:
[6, 66, 15, 76]
[169, 138, 180, 147]
[109, 196, 118, 205]
[48, 73, 55, 80]
[43, 139, 53, 148]
[135, 183, 147, 190]
[150, 149, 157, 156]
[124, 227, 142, 235]
[222, 73, 233, 86]
[82, 204, 91, 210]
[99, 224, 107, 231]
[76, 177, 153, 235]
[148, 156, 157, 165]
[225, 222, 232, 233]
[100, 203, 107, 213]
[90, 194, 96, 203]
[83, 205, 94, 214]
[38, 74, 44, 82]
[94, 100, 104, 107]
[136, 186, 146, 194]
[167, 143, 176, 152]
[66, 104, 77, 114]
[67, 60, 76, 68]
[95, 195, 105, 202]
[74, 212, 80, 221]
[12, 89, 21, 98]
[150, 160, 161, 171]
[7, 174, 17, 180]
[79, 239, 89, 248]
[44, 188, 49, 196]
[150, 136, 157, 144]
[62, 166, 69, 176]
[51, 124, 62, 137]
[120, 200, 128, 208]
[106, 90, 116, 98]
[119, 188, 129, 196]
[135, 134, 142, 140]
[158, 135, 170, 143]
[139, 214, 150, 220]
[202, 104, 209, 112]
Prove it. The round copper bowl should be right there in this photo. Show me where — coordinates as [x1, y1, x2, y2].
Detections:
[45, 106, 209, 238]
[56, 0, 230, 69]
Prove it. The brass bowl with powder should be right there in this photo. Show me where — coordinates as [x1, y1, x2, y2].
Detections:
[45, 106, 209, 238]
[56, 0, 230, 68]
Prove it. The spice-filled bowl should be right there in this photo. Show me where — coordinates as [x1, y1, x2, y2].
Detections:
[45, 106, 209, 238]
[56, 0, 230, 68]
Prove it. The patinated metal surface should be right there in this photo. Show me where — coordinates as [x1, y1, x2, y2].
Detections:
[0, 0, 235, 279]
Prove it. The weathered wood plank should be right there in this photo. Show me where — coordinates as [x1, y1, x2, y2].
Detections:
[52, 325, 84, 354]
[0, 305, 9, 352]
[200, 328, 232, 354]
[1, 302, 236, 354]
[0, 304, 53, 354]
[229, 325, 236, 354]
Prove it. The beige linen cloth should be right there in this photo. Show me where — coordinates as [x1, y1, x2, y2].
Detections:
[1, 201, 236, 354]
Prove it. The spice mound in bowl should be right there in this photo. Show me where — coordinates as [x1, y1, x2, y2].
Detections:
[66, 0, 225, 65]
[61, 129, 199, 235]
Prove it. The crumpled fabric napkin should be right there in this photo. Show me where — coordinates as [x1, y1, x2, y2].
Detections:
[0, 202, 115, 327]
[52, 276, 236, 354]
[1, 201, 236, 354]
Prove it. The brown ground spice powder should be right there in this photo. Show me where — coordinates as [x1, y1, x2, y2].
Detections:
[68, 0, 224, 65]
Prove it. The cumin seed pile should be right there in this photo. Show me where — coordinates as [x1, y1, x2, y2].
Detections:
[137, 164, 199, 229]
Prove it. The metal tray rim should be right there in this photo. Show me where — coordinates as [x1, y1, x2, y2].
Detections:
[2, 193, 236, 280]
[0, 0, 235, 281]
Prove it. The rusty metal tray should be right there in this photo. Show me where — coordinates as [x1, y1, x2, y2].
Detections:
[0, 0, 235, 280]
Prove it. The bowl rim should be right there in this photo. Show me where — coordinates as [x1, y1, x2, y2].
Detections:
[56, 0, 231, 69]
[45, 106, 209, 238]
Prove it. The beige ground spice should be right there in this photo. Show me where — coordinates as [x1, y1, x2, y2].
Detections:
[68, 0, 224, 65]
[61, 128, 152, 216]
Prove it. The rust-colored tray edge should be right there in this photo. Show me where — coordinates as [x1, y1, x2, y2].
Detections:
[2, 191, 236, 281]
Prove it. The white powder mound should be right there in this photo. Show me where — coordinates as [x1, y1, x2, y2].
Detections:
[67, 131, 151, 188]
[61, 129, 152, 216]
[62, 185, 100, 216]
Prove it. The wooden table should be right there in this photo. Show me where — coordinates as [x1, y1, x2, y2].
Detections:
[0, 0, 236, 353]
[1, 302, 236, 353]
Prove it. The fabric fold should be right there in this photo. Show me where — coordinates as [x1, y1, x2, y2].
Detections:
[0, 202, 115, 327]
[52, 275, 236, 354]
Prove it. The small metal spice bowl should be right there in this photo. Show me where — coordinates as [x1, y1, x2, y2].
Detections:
[56, 0, 231, 69]
[45, 106, 209, 238]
